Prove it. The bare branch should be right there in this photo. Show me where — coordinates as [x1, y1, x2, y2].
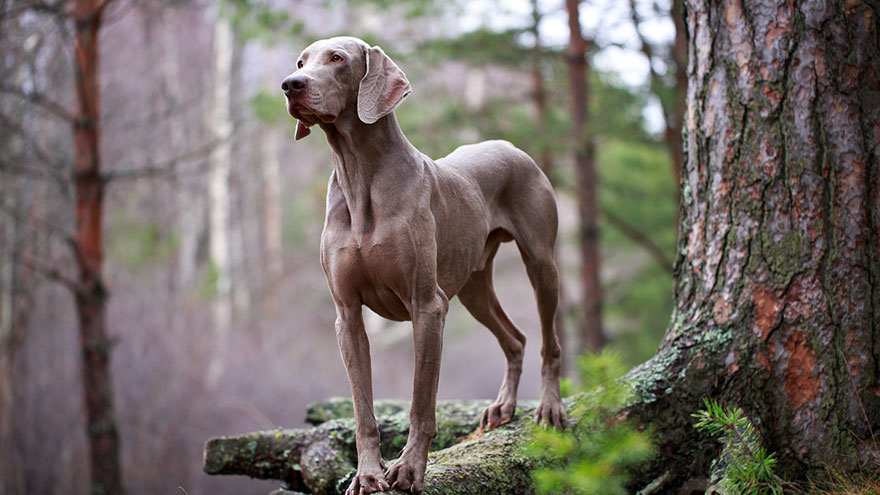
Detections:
[0, 201, 75, 244]
[628, 0, 673, 125]
[602, 207, 673, 273]
[101, 137, 226, 183]
[0, 83, 77, 122]
[0, 111, 71, 177]
[0, 0, 69, 18]
[20, 255, 81, 295]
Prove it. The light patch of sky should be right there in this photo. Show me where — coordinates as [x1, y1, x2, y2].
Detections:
[455, 0, 675, 134]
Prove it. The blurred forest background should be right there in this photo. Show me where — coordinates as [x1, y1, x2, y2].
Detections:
[0, 0, 685, 493]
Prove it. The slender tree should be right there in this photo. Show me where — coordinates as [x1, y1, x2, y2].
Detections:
[206, 3, 235, 387]
[628, 0, 687, 184]
[71, 0, 124, 493]
[565, 0, 604, 352]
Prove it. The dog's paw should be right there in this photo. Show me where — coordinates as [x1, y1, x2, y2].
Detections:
[480, 400, 516, 430]
[533, 399, 568, 430]
[345, 469, 390, 495]
[385, 451, 427, 493]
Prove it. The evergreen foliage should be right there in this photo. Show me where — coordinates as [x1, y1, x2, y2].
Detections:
[693, 399, 785, 495]
[528, 351, 655, 494]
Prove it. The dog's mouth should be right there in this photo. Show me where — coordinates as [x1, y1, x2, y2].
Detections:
[287, 100, 336, 126]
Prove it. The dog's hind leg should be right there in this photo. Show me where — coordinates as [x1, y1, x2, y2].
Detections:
[501, 182, 568, 429]
[458, 232, 528, 430]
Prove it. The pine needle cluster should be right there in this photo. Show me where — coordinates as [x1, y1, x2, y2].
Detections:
[692, 399, 785, 495]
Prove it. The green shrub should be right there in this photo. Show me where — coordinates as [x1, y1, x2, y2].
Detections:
[528, 350, 654, 494]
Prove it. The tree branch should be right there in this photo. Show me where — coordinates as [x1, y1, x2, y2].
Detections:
[627, 0, 674, 126]
[0, 83, 77, 122]
[0, 0, 68, 19]
[602, 207, 673, 273]
[102, 137, 227, 183]
[20, 255, 81, 295]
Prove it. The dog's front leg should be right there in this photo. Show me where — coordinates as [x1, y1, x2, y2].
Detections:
[386, 290, 449, 493]
[336, 305, 389, 495]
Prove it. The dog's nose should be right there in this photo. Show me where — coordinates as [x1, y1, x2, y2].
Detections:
[282, 75, 308, 95]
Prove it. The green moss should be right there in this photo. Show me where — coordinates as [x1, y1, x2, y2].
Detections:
[760, 229, 803, 286]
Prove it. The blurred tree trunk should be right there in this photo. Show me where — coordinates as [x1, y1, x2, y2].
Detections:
[229, 36, 251, 322]
[628, 0, 880, 483]
[668, 0, 687, 182]
[565, 0, 604, 352]
[207, 4, 234, 387]
[161, 10, 201, 291]
[529, 0, 568, 375]
[71, 0, 124, 493]
[628, 0, 687, 185]
[260, 117, 283, 316]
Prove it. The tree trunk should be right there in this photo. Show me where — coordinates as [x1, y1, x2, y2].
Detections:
[72, 1, 124, 493]
[628, 0, 687, 184]
[206, 5, 234, 387]
[627, 0, 880, 483]
[260, 119, 283, 316]
[565, 0, 604, 352]
[668, 0, 687, 183]
[529, 0, 569, 375]
[161, 9, 200, 291]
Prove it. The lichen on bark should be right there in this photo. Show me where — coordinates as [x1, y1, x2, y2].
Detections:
[204, 398, 554, 495]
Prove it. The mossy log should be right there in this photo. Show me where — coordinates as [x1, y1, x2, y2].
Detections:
[204, 397, 565, 495]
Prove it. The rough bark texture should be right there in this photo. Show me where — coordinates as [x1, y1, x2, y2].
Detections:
[565, 0, 605, 352]
[72, 1, 124, 493]
[204, 398, 556, 495]
[627, 0, 880, 485]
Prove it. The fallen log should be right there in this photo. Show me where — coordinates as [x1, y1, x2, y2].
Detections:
[204, 397, 566, 495]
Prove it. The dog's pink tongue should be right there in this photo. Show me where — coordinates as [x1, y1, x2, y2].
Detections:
[295, 120, 311, 140]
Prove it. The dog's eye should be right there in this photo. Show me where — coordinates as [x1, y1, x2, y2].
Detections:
[297, 60, 304, 69]
[330, 54, 343, 62]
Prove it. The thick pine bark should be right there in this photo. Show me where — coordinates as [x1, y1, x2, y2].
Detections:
[628, 0, 880, 484]
[565, 0, 605, 352]
[72, 1, 124, 494]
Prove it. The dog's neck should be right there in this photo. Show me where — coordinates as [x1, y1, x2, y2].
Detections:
[320, 112, 420, 236]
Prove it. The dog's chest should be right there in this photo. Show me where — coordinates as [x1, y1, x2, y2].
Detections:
[321, 220, 422, 320]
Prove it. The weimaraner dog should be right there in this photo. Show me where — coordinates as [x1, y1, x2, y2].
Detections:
[282, 36, 566, 494]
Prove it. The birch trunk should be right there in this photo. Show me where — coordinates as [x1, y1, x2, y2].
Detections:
[206, 6, 234, 387]
[162, 11, 200, 291]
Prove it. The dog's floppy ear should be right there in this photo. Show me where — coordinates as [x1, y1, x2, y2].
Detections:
[295, 120, 311, 140]
[357, 45, 412, 124]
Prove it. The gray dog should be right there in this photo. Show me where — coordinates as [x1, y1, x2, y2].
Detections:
[282, 36, 566, 494]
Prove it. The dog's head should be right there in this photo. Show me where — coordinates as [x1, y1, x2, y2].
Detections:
[281, 36, 412, 140]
